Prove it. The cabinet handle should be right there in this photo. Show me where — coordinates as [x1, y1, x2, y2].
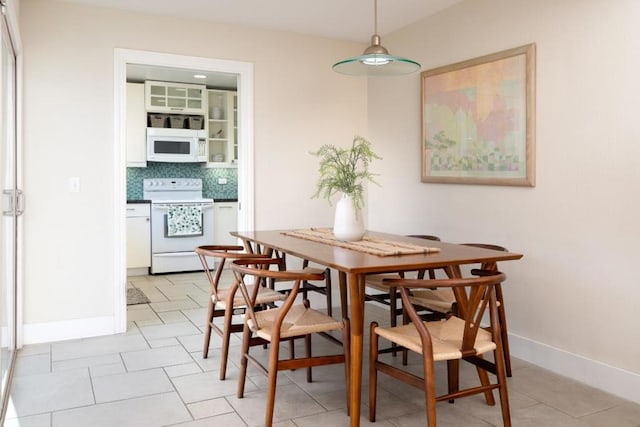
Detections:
[219, 206, 233, 209]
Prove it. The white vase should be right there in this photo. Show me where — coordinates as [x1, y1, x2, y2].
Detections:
[333, 194, 365, 242]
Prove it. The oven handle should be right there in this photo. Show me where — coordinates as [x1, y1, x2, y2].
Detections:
[152, 203, 214, 210]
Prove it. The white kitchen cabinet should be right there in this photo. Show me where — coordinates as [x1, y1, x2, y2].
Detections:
[206, 90, 237, 167]
[126, 82, 147, 167]
[126, 203, 151, 274]
[145, 81, 206, 115]
[213, 201, 238, 245]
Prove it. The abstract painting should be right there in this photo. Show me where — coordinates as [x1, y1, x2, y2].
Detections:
[421, 44, 536, 186]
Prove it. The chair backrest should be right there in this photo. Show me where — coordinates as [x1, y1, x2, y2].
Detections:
[407, 235, 441, 279]
[230, 258, 325, 334]
[461, 243, 508, 272]
[195, 245, 270, 294]
[387, 272, 507, 356]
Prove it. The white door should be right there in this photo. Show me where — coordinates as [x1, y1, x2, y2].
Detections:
[0, 6, 18, 420]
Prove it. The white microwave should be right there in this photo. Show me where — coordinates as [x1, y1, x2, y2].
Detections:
[147, 128, 208, 163]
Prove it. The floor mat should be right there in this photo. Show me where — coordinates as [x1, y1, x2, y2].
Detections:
[127, 287, 151, 305]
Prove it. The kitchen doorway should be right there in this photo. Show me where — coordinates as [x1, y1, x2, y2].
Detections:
[114, 49, 254, 332]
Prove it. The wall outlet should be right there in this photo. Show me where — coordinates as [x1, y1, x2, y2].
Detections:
[217, 178, 228, 185]
[68, 177, 80, 193]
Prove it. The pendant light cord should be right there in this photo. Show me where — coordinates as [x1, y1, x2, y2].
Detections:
[373, 0, 378, 36]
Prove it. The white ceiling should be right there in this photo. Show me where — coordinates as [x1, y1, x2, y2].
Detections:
[58, 0, 463, 42]
[63, 0, 463, 89]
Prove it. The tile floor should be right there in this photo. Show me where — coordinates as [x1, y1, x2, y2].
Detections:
[4, 270, 640, 426]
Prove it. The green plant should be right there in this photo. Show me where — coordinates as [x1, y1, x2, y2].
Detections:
[311, 135, 381, 210]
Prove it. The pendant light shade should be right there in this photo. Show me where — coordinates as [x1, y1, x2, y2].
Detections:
[332, 0, 420, 76]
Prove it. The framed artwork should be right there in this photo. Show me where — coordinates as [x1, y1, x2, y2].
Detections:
[421, 44, 536, 186]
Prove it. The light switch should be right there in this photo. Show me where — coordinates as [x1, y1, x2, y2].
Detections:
[69, 177, 80, 193]
[217, 178, 228, 185]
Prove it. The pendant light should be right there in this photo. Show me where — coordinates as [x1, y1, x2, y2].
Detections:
[332, 0, 421, 76]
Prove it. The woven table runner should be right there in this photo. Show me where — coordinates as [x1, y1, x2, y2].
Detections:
[282, 228, 441, 257]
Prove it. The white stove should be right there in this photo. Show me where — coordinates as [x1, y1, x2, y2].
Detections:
[144, 178, 214, 274]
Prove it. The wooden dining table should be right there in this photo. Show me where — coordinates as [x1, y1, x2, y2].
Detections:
[231, 229, 523, 427]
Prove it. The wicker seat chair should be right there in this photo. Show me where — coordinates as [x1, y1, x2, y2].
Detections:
[407, 243, 513, 376]
[369, 272, 511, 427]
[232, 258, 350, 427]
[364, 234, 441, 355]
[195, 245, 286, 380]
[241, 240, 334, 317]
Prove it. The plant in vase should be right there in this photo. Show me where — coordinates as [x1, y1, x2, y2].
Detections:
[311, 135, 381, 241]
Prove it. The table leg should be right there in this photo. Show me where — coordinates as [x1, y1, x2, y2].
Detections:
[348, 272, 365, 426]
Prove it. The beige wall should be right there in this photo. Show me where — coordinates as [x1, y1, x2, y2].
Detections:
[19, 1, 366, 328]
[19, 0, 640, 401]
[367, 0, 640, 395]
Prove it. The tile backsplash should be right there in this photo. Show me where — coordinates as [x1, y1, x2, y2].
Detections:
[127, 163, 238, 200]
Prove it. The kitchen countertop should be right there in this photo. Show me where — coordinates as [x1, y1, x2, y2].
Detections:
[126, 199, 151, 204]
[214, 198, 238, 202]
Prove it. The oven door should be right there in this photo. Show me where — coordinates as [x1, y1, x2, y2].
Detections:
[150, 201, 214, 274]
[150, 201, 214, 254]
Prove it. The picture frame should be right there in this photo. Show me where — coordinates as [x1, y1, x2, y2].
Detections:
[421, 44, 536, 186]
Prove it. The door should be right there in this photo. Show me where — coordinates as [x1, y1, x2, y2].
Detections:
[0, 4, 18, 420]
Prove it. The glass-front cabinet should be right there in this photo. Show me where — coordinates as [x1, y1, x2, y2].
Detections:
[206, 89, 237, 167]
[145, 81, 206, 115]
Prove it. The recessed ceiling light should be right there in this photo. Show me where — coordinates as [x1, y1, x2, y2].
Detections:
[193, 74, 206, 79]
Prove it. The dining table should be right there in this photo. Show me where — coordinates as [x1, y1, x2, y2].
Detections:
[231, 229, 523, 427]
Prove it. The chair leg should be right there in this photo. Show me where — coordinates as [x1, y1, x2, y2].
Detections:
[446, 359, 459, 404]
[219, 306, 234, 380]
[302, 280, 309, 302]
[368, 322, 379, 422]
[402, 307, 409, 365]
[325, 268, 333, 317]
[476, 355, 496, 406]
[494, 346, 512, 426]
[237, 323, 252, 398]
[305, 333, 312, 382]
[202, 300, 214, 358]
[265, 338, 281, 427]
[389, 286, 398, 357]
[423, 356, 437, 427]
[495, 284, 512, 377]
[289, 339, 295, 361]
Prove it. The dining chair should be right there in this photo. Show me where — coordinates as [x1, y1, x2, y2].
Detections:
[364, 234, 441, 355]
[241, 238, 334, 316]
[195, 245, 287, 380]
[407, 243, 513, 376]
[369, 272, 511, 427]
[270, 249, 334, 316]
[231, 258, 350, 427]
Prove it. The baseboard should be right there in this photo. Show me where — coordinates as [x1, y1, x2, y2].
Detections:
[127, 267, 149, 277]
[509, 332, 640, 404]
[22, 316, 117, 345]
